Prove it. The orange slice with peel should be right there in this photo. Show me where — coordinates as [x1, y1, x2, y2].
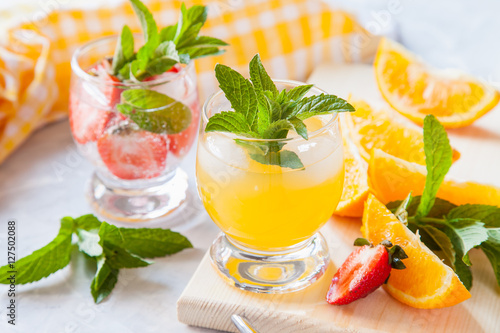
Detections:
[346, 99, 460, 165]
[333, 126, 369, 218]
[362, 194, 471, 309]
[369, 148, 500, 206]
[374, 38, 499, 128]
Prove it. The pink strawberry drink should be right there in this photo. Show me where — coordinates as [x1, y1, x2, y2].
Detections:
[69, 60, 199, 181]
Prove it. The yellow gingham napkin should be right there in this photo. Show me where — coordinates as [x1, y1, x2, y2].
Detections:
[0, 0, 376, 163]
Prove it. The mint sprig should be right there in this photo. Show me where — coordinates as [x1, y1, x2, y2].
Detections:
[112, 1, 227, 81]
[386, 114, 500, 291]
[0, 214, 192, 303]
[205, 54, 355, 169]
[109, 1, 227, 136]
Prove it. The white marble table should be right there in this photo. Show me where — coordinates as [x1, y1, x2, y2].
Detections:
[1, 0, 500, 332]
[0, 119, 220, 332]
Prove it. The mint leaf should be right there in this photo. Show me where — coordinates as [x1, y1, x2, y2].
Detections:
[416, 115, 453, 218]
[177, 35, 228, 50]
[286, 84, 314, 101]
[118, 89, 191, 134]
[249, 54, 278, 96]
[115, 228, 193, 258]
[387, 196, 457, 218]
[102, 242, 151, 269]
[129, 0, 158, 42]
[98, 221, 124, 246]
[0, 218, 73, 284]
[261, 119, 293, 139]
[96, 221, 192, 259]
[73, 214, 102, 231]
[480, 229, 500, 287]
[292, 94, 355, 120]
[128, 0, 160, 78]
[147, 40, 180, 75]
[205, 111, 252, 134]
[289, 116, 308, 140]
[91, 258, 119, 304]
[249, 54, 277, 134]
[453, 253, 473, 290]
[420, 225, 455, 267]
[159, 24, 177, 42]
[155, 41, 179, 60]
[446, 218, 489, 265]
[443, 225, 473, 290]
[215, 64, 258, 129]
[447, 204, 500, 228]
[249, 150, 304, 170]
[0, 214, 191, 303]
[174, 4, 207, 44]
[181, 47, 224, 60]
[112, 25, 135, 75]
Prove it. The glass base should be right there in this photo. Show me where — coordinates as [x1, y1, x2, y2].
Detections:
[86, 168, 188, 223]
[210, 232, 330, 293]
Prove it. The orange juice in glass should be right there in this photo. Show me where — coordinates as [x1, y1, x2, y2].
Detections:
[196, 56, 352, 293]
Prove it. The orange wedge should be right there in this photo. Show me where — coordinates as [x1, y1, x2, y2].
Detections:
[333, 130, 369, 218]
[369, 148, 500, 206]
[362, 194, 471, 308]
[374, 38, 499, 128]
[346, 99, 460, 165]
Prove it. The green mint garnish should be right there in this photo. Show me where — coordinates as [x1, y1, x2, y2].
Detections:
[112, 1, 228, 81]
[110, 0, 227, 136]
[416, 115, 454, 218]
[117, 89, 192, 134]
[0, 214, 192, 303]
[385, 114, 500, 291]
[205, 54, 355, 169]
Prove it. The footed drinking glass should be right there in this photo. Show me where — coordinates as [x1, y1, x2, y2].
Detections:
[196, 81, 345, 293]
[70, 35, 200, 222]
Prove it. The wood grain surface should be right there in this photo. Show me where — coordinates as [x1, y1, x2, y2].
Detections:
[177, 64, 500, 333]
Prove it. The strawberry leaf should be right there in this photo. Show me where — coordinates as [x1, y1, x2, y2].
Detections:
[353, 238, 371, 246]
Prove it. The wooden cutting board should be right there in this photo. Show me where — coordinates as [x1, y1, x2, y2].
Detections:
[177, 64, 500, 333]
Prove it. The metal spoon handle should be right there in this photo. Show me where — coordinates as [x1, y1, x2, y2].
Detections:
[231, 314, 260, 333]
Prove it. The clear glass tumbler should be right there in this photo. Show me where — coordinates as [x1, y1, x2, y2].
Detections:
[70, 35, 200, 222]
[196, 80, 345, 293]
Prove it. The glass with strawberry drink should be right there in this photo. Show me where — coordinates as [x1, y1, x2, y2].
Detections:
[69, 1, 227, 222]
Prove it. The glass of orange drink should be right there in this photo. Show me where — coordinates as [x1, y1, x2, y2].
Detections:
[196, 56, 349, 293]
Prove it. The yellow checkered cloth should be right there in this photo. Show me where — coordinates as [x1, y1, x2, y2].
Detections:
[0, 0, 376, 163]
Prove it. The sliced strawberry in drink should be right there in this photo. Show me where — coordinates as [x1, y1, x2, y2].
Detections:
[97, 126, 167, 180]
[168, 99, 200, 157]
[326, 239, 408, 305]
[69, 94, 114, 145]
[69, 60, 122, 144]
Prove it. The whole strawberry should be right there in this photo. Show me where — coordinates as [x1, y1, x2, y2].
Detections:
[326, 238, 408, 305]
